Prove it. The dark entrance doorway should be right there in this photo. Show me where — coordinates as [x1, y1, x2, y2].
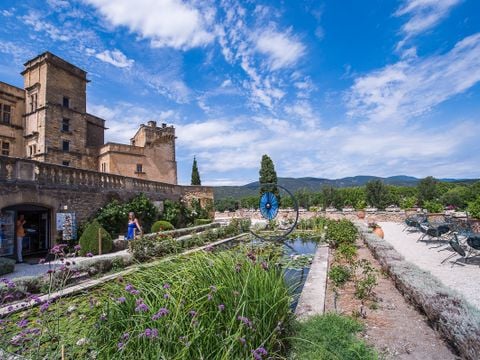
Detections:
[0, 204, 50, 259]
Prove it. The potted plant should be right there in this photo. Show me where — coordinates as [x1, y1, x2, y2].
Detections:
[368, 222, 384, 239]
[356, 200, 366, 219]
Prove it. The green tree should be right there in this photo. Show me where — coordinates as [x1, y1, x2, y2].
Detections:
[321, 185, 339, 209]
[365, 180, 389, 209]
[417, 176, 439, 206]
[191, 156, 201, 185]
[259, 154, 279, 199]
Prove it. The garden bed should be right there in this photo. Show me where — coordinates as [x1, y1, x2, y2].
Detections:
[355, 222, 479, 360]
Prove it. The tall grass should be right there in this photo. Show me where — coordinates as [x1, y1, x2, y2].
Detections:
[91, 251, 293, 359]
[289, 314, 377, 360]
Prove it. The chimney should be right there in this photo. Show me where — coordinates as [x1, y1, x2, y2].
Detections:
[147, 120, 157, 128]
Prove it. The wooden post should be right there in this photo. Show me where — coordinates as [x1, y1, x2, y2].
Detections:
[98, 228, 102, 255]
[61, 344, 65, 360]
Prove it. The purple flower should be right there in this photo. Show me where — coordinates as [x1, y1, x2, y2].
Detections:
[163, 293, 170, 299]
[74, 244, 81, 251]
[235, 263, 242, 272]
[117, 342, 124, 350]
[86, 252, 93, 257]
[135, 303, 149, 312]
[152, 308, 169, 320]
[99, 313, 107, 321]
[38, 258, 46, 264]
[237, 316, 253, 328]
[142, 328, 158, 339]
[252, 347, 268, 360]
[50, 244, 66, 255]
[40, 301, 50, 313]
[207, 294, 213, 301]
[261, 261, 269, 270]
[218, 304, 225, 311]
[122, 332, 130, 340]
[116, 297, 126, 304]
[130, 289, 140, 295]
[239, 337, 246, 345]
[17, 319, 29, 328]
[189, 310, 197, 317]
[163, 283, 170, 289]
[246, 251, 256, 262]
[125, 284, 134, 291]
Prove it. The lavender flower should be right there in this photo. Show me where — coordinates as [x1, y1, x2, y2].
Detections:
[86, 252, 93, 257]
[163, 283, 170, 289]
[39, 301, 50, 313]
[163, 293, 170, 299]
[207, 294, 213, 301]
[142, 328, 158, 339]
[74, 244, 81, 252]
[261, 261, 269, 270]
[239, 337, 246, 345]
[122, 332, 130, 340]
[218, 304, 225, 311]
[189, 310, 197, 317]
[17, 319, 29, 328]
[151, 308, 169, 320]
[117, 342, 124, 350]
[237, 316, 253, 328]
[116, 297, 126, 304]
[252, 347, 268, 360]
[135, 303, 149, 312]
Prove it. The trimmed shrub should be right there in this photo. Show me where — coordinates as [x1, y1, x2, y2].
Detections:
[194, 218, 212, 226]
[0, 257, 15, 275]
[79, 220, 113, 256]
[423, 200, 444, 213]
[150, 220, 175, 233]
[325, 219, 358, 247]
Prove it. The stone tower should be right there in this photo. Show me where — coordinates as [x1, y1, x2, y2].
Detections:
[22, 52, 104, 168]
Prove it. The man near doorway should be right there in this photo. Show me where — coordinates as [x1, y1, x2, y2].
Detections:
[16, 214, 26, 263]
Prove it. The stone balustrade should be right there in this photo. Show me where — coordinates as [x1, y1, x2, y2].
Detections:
[0, 155, 180, 194]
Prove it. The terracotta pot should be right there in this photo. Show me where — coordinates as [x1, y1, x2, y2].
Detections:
[373, 226, 384, 239]
[357, 210, 366, 219]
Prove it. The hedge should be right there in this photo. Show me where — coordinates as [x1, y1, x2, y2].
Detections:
[79, 220, 113, 256]
[151, 220, 175, 233]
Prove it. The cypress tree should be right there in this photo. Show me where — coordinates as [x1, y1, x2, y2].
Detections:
[191, 157, 201, 185]
[259, 154, 279, 199]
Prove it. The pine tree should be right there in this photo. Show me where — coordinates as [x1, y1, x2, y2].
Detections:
[259, 154, 279, 199]
[191, 157, 201, 185]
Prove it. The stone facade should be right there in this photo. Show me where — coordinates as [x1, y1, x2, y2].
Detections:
[0, 51, 177, 184]
[0, 156, 213, 249]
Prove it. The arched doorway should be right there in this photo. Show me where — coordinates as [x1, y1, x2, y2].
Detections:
[0, 204, 51, 261]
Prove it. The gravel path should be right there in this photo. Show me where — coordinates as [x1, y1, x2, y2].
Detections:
[379, 221, 480, 310]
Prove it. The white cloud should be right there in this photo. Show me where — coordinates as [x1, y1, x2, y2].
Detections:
[347, 33, 480, 123]
[395, 0, 461, 37]
[1, 9, 14, 17]
[95, 49, 134, 68]
[89, 103, 177, 143]
[21, 11, 71, 41]
[256, 29, 306, 70]
[84, 0, 214, 50]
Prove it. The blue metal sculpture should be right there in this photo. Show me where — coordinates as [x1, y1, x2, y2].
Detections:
[259, 192, 279, 220]
[250, 183, 299, 242]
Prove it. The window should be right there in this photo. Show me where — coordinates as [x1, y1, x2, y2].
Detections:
[62, 161, 70, 166]
[62, 118, 70, 132]
[28, 144, 36, 157]
[101, 162, 107, 172]
[136, 164, 143, 173]
[62, 96, 69, 108]
[1, 141, 9, 156]
[30, 94, 38, 113]
[1, 104, 11, 124]
[62, 140, 70, 152]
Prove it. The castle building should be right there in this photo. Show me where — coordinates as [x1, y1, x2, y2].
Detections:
[0, 51, 177, 184]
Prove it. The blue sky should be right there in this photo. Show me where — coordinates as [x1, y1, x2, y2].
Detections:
[1, 0, 479, 185]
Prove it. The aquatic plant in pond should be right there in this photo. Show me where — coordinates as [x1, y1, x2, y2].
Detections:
[91, 251, 293, 359]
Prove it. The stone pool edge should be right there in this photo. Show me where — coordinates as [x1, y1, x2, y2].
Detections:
[294, 244, 329, 320]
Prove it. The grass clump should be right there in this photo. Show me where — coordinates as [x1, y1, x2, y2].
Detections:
[289, 313, 377, 360]
[91, 251, 293, 359]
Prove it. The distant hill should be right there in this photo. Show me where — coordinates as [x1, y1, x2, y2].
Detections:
[213, 175, 479, 200]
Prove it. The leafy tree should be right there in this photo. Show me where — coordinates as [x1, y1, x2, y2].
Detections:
[365, 180, 389, 209]
[467, 196, 480, 219]
[440, 186, 472, 209]
[191, 156, 201, 185]
[417, 176, 439, 205]
[322, 185, 339, 209]
[259, 154, 279, 199]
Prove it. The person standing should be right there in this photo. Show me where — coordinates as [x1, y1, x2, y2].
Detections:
[126, 212, 142, 251]
[16, 214, 26, 263]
